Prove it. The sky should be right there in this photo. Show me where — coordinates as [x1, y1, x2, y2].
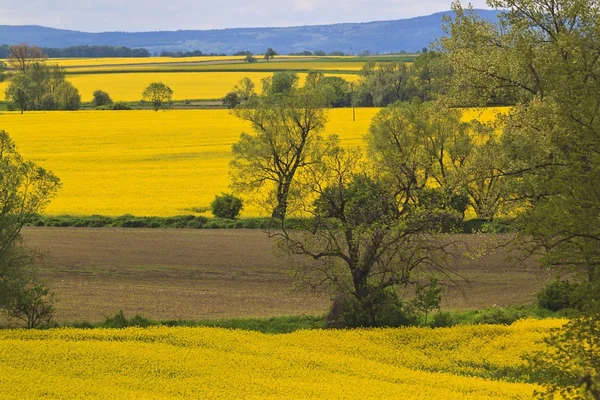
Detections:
[0, 0, 492, 32]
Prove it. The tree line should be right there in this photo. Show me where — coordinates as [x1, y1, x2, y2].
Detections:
[0, 44, 150, 58]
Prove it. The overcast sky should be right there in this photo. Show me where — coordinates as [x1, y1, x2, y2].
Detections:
[0, 1, 492, 32]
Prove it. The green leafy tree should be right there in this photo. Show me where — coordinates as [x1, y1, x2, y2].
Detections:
[264, 48, 277, 62]
[411, 279, 442, 324]
[55, 81, 81, 111]
[278, 144, 455, 327]
[0, 131, 60, 328]
[244, 54, 257, 63]
[367, 100, 504, 221]
[230, 73, 329, 220]
[443, 0, 600, 280]
[354, 61, 414, 106]
[5, 73, 32, 113]
[91, 90, 113, 108]
[265, 71, 298, 95]
[0, 61, 7, 83]
[223, 77, 256, 108]
[442, 0, 600, 396]
[4, 62, 78, 111]
[142, 81, 173, 111]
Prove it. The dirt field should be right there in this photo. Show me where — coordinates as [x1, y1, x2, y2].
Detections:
[21, 227, 555, 323]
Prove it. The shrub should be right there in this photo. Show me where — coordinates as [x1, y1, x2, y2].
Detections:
[91, 90, 112, 107]
[111, 101, 132, 110]
[537, 280, 580, 312]
[410, 279, 442, 324]
[472, 306, 530, 325]
[430, 311, 458, 327]
[211, 193, 243, 219]
[326, 288, 418, 328]
[102, 310, 152, 328]
[5, 282, 55, 328]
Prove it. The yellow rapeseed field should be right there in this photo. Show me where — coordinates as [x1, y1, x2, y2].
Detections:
[0, 72, 360, 102]
[68, 62, 365, 73]
[34, 56, 247, 67]
[0, 319, 564, 399]
[0, 108, 376, 216]
[0, 107, 508, 216]
[39, 55, 321, 68]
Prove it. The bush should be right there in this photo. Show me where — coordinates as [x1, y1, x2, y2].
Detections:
[211, 193, 243, 219]
[4, 281, 54, 328]
[430, 311, 458, 327]
[472, 306, 530, 325]
[326, 288, 418, 328]
[102, 310, 152, 328]
[537, 280, 580, 312]
[91, 90, 112, 108]
[111, 102, 132, 110]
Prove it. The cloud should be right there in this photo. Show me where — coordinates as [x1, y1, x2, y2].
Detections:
[0, 0, 492, 32]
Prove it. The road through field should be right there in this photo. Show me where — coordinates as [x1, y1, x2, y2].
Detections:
[21, 227, 552, 323]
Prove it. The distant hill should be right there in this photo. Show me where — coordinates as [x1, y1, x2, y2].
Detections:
[0, 10, 500, 55]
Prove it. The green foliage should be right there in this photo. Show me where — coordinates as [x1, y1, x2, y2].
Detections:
[102, 310, 152, 328]
[222, 92, 240, 108]
[0, 131, 59, 327]
[527, 316, 600, 399]
[4, 281, 55, 329]
[0, 61, 6, 83]
[230, 72, 328, 219]
[264, 48, 277, 61]
[354, 61, 413, 106]
[442, 0, 600, 284]
[244, 54, 257, 63]
[265, 71, 298, 95]
[326, 288, 418, 328]
[429, 311, 458, 328]
[211, 193, 243, 219]
[536, 280, 581, 312]
[4, 62, 79, 112]
[91, 90, 112, 108]
[411, 279, 442, 323]
[142, 81, 173, 111]
[111, 101, 132, 110]
[54, 81, 81, 110]
[367, 100, 506, 222]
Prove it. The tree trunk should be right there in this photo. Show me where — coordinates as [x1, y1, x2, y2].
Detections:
[271, 180, 291, 220]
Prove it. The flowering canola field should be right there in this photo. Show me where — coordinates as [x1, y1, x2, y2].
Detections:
[0, 319, 563, 399]
[0, 107, 508, 216]
[68, 62, 365, 73]
[0, 109, 375, 216]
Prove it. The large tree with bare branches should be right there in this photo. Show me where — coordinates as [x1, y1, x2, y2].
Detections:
[8, 44, 46, 73]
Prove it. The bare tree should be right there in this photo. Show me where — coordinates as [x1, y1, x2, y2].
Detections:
[8, 44, 46, 73]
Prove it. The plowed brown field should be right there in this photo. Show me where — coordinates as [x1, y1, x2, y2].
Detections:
[22, 227, 554, 323]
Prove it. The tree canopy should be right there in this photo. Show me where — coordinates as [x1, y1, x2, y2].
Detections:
[142, 82, 173, 111]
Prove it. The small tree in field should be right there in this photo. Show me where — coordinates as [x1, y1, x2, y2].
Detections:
[264, 48, 277, 62]
[142, 82, 173, 111]
[91, 90, 112, 108]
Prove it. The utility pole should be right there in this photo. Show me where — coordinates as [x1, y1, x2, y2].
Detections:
[350, 82, 355, 122]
